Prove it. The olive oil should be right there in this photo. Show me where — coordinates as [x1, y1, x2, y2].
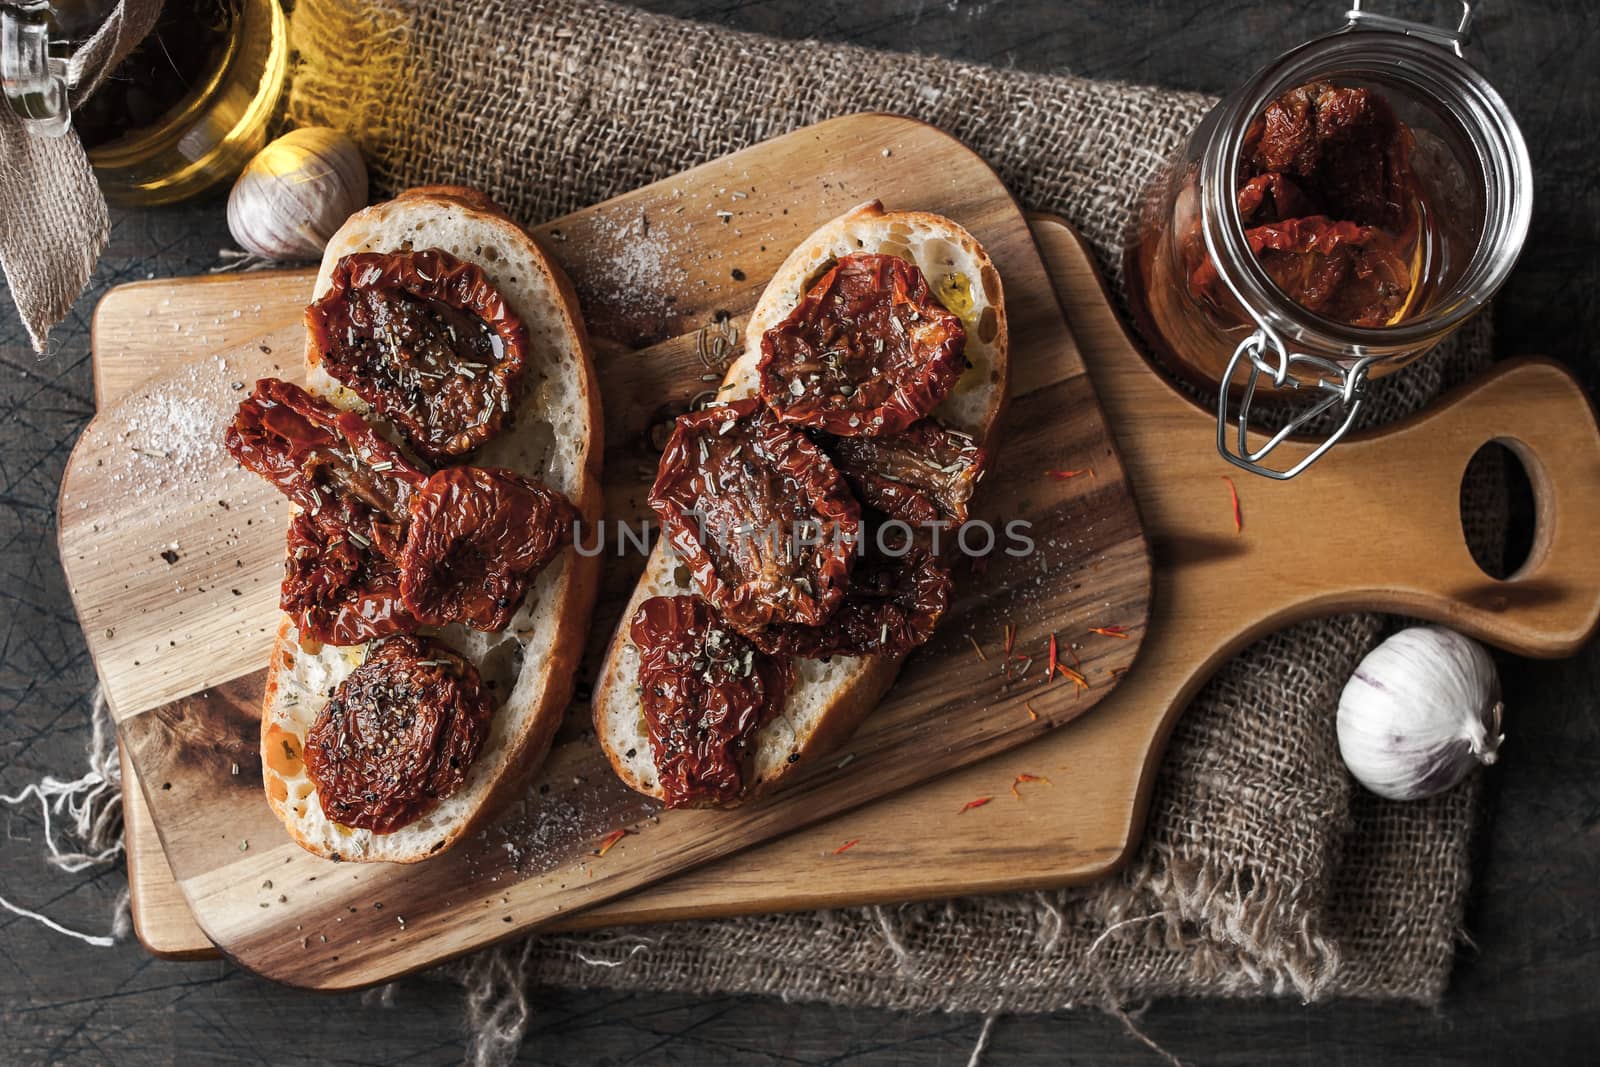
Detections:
[935, 271, 988, 395]
[935, 271, 976, 326]
[69, 0, 288, 204]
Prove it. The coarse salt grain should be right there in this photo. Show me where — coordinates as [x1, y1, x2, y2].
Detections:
[108, 354, 232, 488]
[581, 213, 690, 318]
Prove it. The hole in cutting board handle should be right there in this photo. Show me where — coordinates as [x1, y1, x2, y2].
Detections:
[1459, 438, 1542, 581]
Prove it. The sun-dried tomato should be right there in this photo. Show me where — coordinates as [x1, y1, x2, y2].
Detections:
[758, 253, 967, 437]
[305, 249, 529, 463]
[1195, 82, 1421, 327]
[824, 419, 987, 528]
[280, 507, 416, 646]
[227, 379, 429, 646]
[1236, 172, 1317, 225]
[630, 595, 793, 808]
[225, 378, 427, 522]
[1249, 217, 1413, 327]
[1192, 215, 1413, 327]
[399, 467, 576, 632]
[748, 543, 951, 659]
[1245, 82, 1415, 232]
[302, 635, 492, 833]
[649, 398, 860, 634]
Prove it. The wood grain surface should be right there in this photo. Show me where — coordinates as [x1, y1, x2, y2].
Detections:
[9, 3, 1600, 1064]
[61, 116, 1153, 987]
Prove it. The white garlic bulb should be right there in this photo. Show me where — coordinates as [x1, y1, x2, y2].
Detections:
[1337, 626, 1503, 801]
[227, 128, 368, 261]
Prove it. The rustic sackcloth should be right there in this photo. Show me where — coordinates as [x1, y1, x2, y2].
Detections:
[287, 0, 1502, 1052]
[0, 0, 162, 351]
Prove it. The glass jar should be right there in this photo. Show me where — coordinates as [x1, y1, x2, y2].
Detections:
[1, 0, 288, 205]
[1125, 2, 1531, 478]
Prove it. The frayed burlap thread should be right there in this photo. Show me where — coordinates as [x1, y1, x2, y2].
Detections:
[284, 0, 1495, 1057]
[2, 689, 130, 947]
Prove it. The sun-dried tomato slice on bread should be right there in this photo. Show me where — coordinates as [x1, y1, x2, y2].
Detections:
[593, 201, 1006, 807]
[246, 187, 602, 861]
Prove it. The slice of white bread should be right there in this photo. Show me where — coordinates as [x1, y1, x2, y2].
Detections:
[259, 187, 604, 861]
[592, 201, 1008, 806]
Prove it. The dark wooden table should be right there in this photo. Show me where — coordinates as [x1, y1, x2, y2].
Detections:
[4, 1, 1597, 1063]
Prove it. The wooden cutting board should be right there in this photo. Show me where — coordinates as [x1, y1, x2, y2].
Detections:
[94, 215, 1600, 970]
[102, 216, 1147, 962]
[63, 115, 1155, 987]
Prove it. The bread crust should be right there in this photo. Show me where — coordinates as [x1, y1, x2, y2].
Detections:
[261, 187, 603, 861]
[593, 201, 1008, 806]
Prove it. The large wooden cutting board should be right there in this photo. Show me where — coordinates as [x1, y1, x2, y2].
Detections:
[62, 116, 1154, 986]
[93, 217, 1600, 971]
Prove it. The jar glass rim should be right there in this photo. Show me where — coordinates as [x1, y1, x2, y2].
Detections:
[1199, 28, 1533, 358]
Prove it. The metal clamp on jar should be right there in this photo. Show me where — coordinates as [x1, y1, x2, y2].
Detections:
[1125, 1, 1531, 479]
[0, 1, 69, 135]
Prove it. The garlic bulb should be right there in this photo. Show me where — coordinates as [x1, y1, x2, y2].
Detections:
[227, 128, 368, 261]
[1337, 626, 1503, 801]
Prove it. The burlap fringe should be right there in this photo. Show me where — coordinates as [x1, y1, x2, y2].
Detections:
[0, 689, 129, 946]
[456, 938, 540, 1067]
[443, 841, 1334, 1067]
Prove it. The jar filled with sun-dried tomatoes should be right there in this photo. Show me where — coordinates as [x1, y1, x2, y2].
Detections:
[1125, 2, 1530, 478]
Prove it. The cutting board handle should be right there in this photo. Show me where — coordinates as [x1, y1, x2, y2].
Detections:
[1299, 357, 1600, 658]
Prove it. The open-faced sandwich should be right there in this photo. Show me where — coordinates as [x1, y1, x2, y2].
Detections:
[224, 186, 603, 861]
[593, 201, 1007, 808]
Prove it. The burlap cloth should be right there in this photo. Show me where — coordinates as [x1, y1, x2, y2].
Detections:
[0, 0, 163, 351]
[284, 0, 1500, 1053]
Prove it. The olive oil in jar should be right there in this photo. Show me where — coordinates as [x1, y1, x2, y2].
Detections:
[63, 0, 288, 205]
